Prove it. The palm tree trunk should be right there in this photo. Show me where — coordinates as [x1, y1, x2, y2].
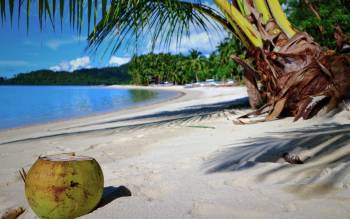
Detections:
[246, 32, 350, 121]
[243, 76, 263, 109]
[215, 0, 350, 121]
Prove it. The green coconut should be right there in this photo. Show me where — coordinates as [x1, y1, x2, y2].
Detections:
[25, 154, 104, 219]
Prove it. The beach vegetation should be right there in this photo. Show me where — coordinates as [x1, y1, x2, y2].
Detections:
[129, 38, 245, 85]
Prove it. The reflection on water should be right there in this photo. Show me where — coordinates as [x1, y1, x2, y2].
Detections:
[128, 89, 157, 103]
[0, 86, 176, 129]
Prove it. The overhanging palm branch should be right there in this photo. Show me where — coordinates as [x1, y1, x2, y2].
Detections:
[87, 1, 230, 54]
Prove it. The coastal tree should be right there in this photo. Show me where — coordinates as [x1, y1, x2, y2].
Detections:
[286, 0, 350, 49]
[1, 0, 349, 121]
[213, 37, 244, 82]
[187, 49, 205, 82]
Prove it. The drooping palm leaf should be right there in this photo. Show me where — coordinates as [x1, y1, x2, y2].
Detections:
[17, 0, 24, 27]
[52, 0, 56, 19]
[59, 0, 64, 29]
[87, 1, 228, 54]
[253, 0, 271, 24]
[0, 0, 6, 24]
[266, 0, 296, 38]
[9, 0, 14, 26]
[93, 0, 98, 30]
[214, 0, 263, 48]
[44, 0, 54, 30]
[0, 0, 268, 52]
[236, 0, 250, 17]
[26, 0, 30, 32]
[87, 0, 92, 34]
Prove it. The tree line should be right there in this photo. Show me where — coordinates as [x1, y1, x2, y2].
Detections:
[0, 65, 131, 85]
[129, 37, 245, 85]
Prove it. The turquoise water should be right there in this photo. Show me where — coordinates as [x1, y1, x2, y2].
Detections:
[0, 86, 176, 130]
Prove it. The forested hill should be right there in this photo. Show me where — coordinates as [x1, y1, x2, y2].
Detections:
[0, 64, 131, 85]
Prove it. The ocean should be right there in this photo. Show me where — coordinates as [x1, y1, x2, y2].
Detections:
[0, 86, 177, 130]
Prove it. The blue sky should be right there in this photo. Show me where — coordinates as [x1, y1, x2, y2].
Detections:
[0, 1, 227, 78]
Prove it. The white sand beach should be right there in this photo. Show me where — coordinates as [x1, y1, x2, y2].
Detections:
[0, 86, 349, 219]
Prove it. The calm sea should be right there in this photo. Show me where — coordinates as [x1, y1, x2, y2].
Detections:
[0, 86, 177, 130]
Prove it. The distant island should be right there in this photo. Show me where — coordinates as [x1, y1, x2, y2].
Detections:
[0, 64, 131, 85]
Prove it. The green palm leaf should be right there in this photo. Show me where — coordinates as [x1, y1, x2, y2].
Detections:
[52, 0, 56, 19]
[9, 0, 14, 26]
[60, 0, 64, 29]
[0, 0, 258, 53]
[1, 0, 6, 24]
[26, 0, 30, 32]
[87, 0, 92, 34]
[17, 0, 24, 27]
[88, 0, 223, 55]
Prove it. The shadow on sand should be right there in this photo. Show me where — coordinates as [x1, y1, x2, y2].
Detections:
[54, 97, 249, 131]
[204, 123, 350, 197]
[96, 186, 132, 209]
[0, 98, 249, 145]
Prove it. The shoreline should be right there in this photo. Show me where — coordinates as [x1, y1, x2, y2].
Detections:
[0, 85, 184, 133]
[0, 86, 243, 145]
[0, 86, 349, 219]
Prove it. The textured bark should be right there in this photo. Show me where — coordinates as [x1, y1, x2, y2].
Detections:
[234, 12, 350, 121]
[254, 34, 349, 121]
[232, 55, 263, 109]
[243, 76, 263, 109]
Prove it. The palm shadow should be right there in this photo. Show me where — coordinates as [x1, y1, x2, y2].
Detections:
[0, 97, 249, 145]
[203, 123, 350, 197]
[61, 97, 250, 129]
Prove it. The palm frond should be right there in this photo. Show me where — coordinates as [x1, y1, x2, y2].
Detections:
[9, 0, 14, 26]
[59, 0, 64, 29]
[266, 0, 296, 38]
[0, 0, 266, 52]
[87, 0, 226, 55]
[0, 0, 6, 24]
[214, 0, 263, 48]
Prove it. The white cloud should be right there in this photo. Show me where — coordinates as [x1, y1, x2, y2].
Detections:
[109, 56, 131, 66]
[147, 4, 227, 56]
[50, 56, 91, 72]
[147, 30, 226, 55]
[167, 30, 226, 55]
[45, 37, 82, 50]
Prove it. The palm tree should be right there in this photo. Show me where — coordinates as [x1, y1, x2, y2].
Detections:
[187, 49, 204, 82]
[1, 0, 349, 121]
[216, 37, 243, 81]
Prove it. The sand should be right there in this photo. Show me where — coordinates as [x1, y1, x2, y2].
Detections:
[0, 86, 349, 219]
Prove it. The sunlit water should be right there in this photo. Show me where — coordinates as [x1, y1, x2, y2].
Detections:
[0, 86, 177, 130]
